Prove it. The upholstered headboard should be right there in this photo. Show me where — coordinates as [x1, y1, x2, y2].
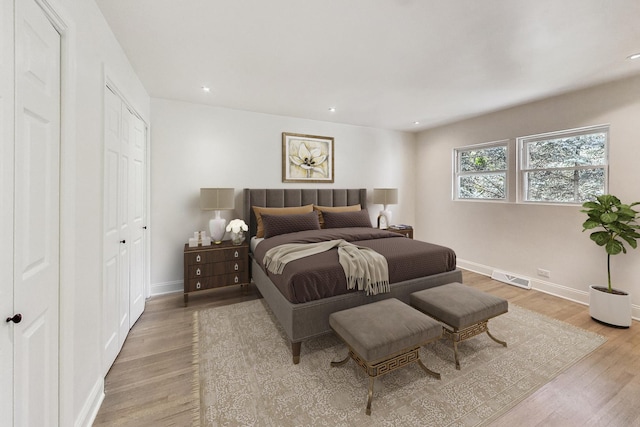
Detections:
[243, 188, 367, 238]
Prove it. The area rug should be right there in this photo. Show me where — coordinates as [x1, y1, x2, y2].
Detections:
[196, 299, 605, 426]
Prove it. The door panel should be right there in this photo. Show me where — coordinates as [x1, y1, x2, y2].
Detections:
[14, 0, 60, 424]
[129, 114, 146, 325]
[0, 0, 15, 423]
[118, 148, 129, 342]
[103, 87, 121, 374]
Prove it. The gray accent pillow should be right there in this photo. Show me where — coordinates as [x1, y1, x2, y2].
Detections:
[322, 209, 372, 228]
[261, 212, 321, 238]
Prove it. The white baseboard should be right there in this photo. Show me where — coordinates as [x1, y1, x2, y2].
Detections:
[75, 377, 104, 427]
[150, 280, 182, 296]
[457, 258, 640, 322]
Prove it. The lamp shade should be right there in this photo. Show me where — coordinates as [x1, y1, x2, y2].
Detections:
[373, 188, 398, 206]
[200, 188, 235, 210]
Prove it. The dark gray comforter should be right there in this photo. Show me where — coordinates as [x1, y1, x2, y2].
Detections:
[253, 228, 457, 303]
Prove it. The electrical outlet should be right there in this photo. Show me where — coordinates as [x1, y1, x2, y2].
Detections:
[537, 268, 550, 278]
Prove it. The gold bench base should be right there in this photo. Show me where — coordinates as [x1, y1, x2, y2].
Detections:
[331, 345, 441, 416]
[442, 320, 507, 370]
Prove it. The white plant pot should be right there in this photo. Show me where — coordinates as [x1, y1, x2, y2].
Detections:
[589, 285, 632, 328]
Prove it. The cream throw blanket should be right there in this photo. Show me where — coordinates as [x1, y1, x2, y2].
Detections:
[263, 239, 390, 296]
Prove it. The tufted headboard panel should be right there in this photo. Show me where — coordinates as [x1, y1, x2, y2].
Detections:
[243, 188, 367, 238]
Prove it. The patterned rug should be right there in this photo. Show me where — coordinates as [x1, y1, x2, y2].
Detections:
[197, 299, 605, 426]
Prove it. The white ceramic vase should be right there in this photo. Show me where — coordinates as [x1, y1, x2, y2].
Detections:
[589, 285, 632, 328]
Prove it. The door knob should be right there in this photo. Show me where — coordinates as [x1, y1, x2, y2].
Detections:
[6, 314, 22, 324]
[120, 240, 126, 244]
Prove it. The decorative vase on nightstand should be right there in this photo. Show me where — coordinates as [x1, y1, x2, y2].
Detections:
[227, 219, 248, 246]
[230, 231, 245, 246]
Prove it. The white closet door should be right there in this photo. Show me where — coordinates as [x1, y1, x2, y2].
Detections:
[0, 0, 15, 423]
[117, 102, 131, 345]
[102, 87, 147, 375]
[103, 87, 123, 373]
[13, 0, 61, 424]
[129, 113, 146, 325]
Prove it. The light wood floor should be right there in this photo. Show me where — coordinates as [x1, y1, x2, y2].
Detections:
[93, 270, 640, 426]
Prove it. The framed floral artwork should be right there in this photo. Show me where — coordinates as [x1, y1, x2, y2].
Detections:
[282, 132, 334, 183]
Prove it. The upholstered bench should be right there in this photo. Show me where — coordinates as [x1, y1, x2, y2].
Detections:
[329, 298, 442, 415]
[410, 282, 508, 370]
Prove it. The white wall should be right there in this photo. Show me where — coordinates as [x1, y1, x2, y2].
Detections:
[45, 0, 150, 425]
[150, 98, 416, 292]
[416, 74, 640, 317]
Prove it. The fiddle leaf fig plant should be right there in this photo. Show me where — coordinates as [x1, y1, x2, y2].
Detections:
[581, 194, 640, 293]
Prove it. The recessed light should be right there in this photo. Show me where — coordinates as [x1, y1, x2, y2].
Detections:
[328, 107, 336, 112]
[413, 121, 420, 125]
[627, 53, 640, 60]
[201, 86, 211, 92]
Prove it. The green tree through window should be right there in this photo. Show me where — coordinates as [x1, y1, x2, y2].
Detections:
[521, 127, 607, 203]
[456, 144, 507, 200]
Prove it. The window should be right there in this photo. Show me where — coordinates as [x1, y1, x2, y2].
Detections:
[519, 126, 608, 204]
[454, 142, 508, 200]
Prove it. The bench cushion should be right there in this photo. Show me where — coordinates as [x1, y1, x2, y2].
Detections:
[410, 282, 508, 330]
[329, 298, 442, 362]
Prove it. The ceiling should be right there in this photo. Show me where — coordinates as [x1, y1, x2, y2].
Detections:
[95, 0, 640, 132]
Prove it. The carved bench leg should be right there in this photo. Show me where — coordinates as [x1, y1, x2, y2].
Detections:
[366, 376, 374, 416]
[487, 329, 508, 347]
[417, 358, 441, 380]
[452, 339, 461, 370]
[331, 354, 350, 367]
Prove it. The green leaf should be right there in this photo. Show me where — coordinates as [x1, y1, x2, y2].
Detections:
[606, 239, 623, 255]
[590, 231, 610, 246]
[600, 212, 618, 223]
[621, 234, 638, 249]
[598, 194, 618, 207]
[582, 220, 600, 230]
[581, 201, 600, 209]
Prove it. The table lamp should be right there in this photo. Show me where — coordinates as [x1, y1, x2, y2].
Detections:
[200, 188, 234, 243]
[373, 188, 398, 229]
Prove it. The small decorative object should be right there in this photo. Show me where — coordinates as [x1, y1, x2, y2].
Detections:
[188, 231, 211, 247]
[582, 194, 640, 327]
[373, 188, 398, 229]
[282, 132, 334, 183]
[227, 219, 248, 245]
[200, 188, 235, 244]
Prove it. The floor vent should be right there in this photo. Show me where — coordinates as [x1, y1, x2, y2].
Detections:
[491, 270, 532, 290]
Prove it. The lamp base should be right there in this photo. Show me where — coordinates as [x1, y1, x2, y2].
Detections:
[209, 213, 226, 244]
[377, 209, 392, 229]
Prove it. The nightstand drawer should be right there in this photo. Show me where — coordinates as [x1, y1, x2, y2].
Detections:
[187, 260, 246, 278]
[185, 247, 248, 265]
[186, 271, 249, 292]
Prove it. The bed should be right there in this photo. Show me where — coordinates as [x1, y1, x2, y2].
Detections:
[244, 188, 462, 364]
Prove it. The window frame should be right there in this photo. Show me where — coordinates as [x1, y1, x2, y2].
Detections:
[453, 140, 509, 202]
[517, 125, 609, 205]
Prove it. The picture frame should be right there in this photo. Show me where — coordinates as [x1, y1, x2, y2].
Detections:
[282, 132, 334, 183]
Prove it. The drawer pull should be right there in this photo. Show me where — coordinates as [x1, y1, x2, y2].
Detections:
[196, 254, 201, 262]
[234, 250, 239, 258]
[196, 268, 201, 276]
[196, 281, 201, 289]
[234, 276, 239, 284]
[234, 263, 239, 271]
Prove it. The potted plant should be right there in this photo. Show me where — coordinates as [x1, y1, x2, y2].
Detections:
[582, 194, 640, 327]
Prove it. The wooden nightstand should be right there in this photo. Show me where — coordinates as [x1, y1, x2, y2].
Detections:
[183, 241, 249, 306]
[387, 225, 413, 239]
